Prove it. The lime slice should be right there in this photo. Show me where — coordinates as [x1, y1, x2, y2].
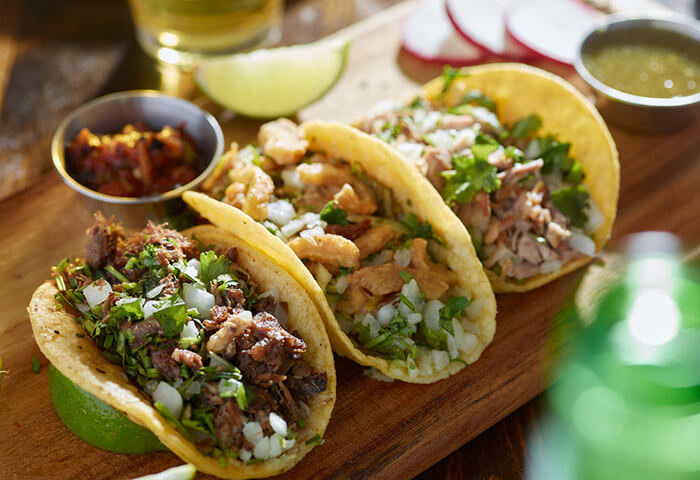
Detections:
[49, 364, 167, 454]
[131, 464, 196, 480]
[195, 37, 351, 118]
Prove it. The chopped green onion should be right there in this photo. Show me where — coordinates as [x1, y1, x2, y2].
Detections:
[305, 434, 324, 446]
[104, 265, 129, 283]
[398, 271, 413, 284]
[397, 293, 417, 312]
[364, 331, 392, 350]
[55, 258, 70, 273]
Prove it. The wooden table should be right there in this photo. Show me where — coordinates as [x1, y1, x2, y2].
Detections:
[1, 1, 698, 479]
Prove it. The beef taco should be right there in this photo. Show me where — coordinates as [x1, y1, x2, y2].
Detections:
[187, 119, 496, 383]
[357, 64, 620, 292]
[28, 215, 335, 479]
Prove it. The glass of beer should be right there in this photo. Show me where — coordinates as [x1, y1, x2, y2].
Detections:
[128, 0, 283, 66]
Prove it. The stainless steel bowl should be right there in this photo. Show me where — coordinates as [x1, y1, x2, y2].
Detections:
[51, 90, 224, 204]
[575, 14, 700, 133]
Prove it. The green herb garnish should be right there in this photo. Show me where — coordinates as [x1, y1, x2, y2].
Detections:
[305, 434, 324, 446]
[439, 297, 470, 335]
[550, 185, 590, 229]
[441, 146, 501, 206]
[400, 213, 445, 246]
[509, 114, 542, 140]
[398, 271, 413, 284]
[441, 66, 467, 94]
[320, 200, 349, 225]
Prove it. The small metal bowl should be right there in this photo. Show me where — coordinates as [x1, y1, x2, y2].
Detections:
[51, 90, 224, 204]
[575, 14, 700, 133]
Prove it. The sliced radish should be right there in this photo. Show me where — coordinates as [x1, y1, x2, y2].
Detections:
[402, 0, 486, 66]
[505, 0, 601, 66]
[445, 0, 533, 61]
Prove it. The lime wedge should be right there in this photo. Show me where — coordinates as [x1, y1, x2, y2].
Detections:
[49, 364, 167, 454]
[131, 465, 196, 480]
[195, 37, 351, 118]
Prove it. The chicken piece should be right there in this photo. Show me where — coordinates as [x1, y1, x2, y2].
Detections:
[288, 234, 360, 272]
[336, 283, 371, 315]
[354, 224, 395, 260]
[434, 114, 476, 131]
[408, 238, 458, 283]
[422, 148, 451, 191]
[487, 149, 513, 170]
[201, 142, 241, 196]
[297, 163, 377, 215]
[515, 233, 543, 266]
[407, 268, 451, 300]
[333, 184, 370, 215]
[224, 165, 274, 221]
[347, 263, 451, 300]
[258, 119, 308, 165]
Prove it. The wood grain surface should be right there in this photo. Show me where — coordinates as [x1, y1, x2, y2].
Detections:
[0, 1, 698, 480]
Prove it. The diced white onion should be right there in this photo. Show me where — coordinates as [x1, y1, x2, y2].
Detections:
[406, 312, 422, 325]
[188, 259, 202, 277]
[568, 229, 596, 256]
[446, 334, 458, 359]
[243, 421, 264, 445]
[268, 433, 283, 457]
[393, 248, 411, 267]
[584, 198, 605, 234]
[76, 303, 90, 313]
[396, 142, 424, 163]
[300, 225, 325, 239]
[459, 332, 478, 354]
[402, 280, 424, 311]
[281, 218, 306, 238]
[367, 249, 393, 266]
[143, 300, 159, 319]
[336, 313, 354, 333]
[432, 350, 450, 370]
[239, 449, 252, 462]
[423, 300, 443, 331]
[452, 318, 465, 341]
[419, 110, 442, 131]
[334, 274, 349, 294]
[429, 130, 456, 150]
[281, 168, 303, 189]
[180, 320, 199, 339]
[269, 412, 288, 437]
[146, 284, 164, 299]
[362, 314, 380, 338]
[376, 304, 396, 326]
[540, 260, 563, 275]
[453, 128, 477, 149]
[313, 263, 332, 291]
[415, 350, 433, 375]
[282, 438, 296, 451]
[300, 212, 323, 227]
[208, 351, 233, 368]
[184, 379, 202, 399]
[464, 298, 481, 319]
[153, 381, 183, 419]
[115, 297, 137, 306]
[84, 279, 112, 308]
[472, 107, 501, 130]
[182, 284, 215, 318]
[267, 200, 296, 226]
[254, 436, 271, 459]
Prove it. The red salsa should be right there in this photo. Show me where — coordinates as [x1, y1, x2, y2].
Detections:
[66, 123, 200, 197]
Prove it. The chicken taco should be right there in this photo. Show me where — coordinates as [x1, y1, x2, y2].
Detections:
[28, 215, 336, 479]
[187, 119, 496, 383]
[357, 64, 619, 292]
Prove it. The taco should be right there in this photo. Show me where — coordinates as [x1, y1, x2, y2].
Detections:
[187, 119, 496, 383]
[28, 214, 336, 479]
[356, 64, 620, 292]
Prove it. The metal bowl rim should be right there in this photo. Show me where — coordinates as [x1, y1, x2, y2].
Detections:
[574, 13, 700, 109]
[51, 90, 224, 205]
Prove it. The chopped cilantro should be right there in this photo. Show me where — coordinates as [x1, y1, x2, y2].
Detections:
[379, 121, 402, 142]
[31, 356, 41, 374]
[320, 200, 349, 225]
[400, 213, 445, 246]
[305, 434, 324, 446]
[441, 146, 501, 206]
[200, 251, 230, 285]
[153, 295, 188, 338]
[509, 114, 542, 140]
[439, 297, 470, 335]
[297, 418, 307, 428]
[462, 90, 496, 111]
[338, 266, 354, 275]
[110, 299, 144, 322]
[550, 185, 590, 229]
[398, 271, 413, 284]
[525, 135, 583, 183]
[475, 133, 499, 146]
[441, 66, 467, 94]
[409, 96, 427, 109]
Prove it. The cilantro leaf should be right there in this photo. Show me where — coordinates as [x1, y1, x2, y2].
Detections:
[441, 66, 467, 94]
[525, 135, 583, 183]
[462, 90, 496, 111]
[153, 295, 188, 338]
[550, 185, 590, 229]
[110, 299, 144, 322]
[378, 121, 402, 142]
[200, 251, 230, 285]
[441, 146, 501, 205]
[320, 200, 349, 225]
[400, 213, 445, 246]
[398, 271, 413, 284]
[439, 297, 470, 335]
[510, 114, 542, 140]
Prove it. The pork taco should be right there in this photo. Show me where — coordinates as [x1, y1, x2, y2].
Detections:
[28, 215, 335, 479]
[187, 119, 496, 383]
[357, 64, 620, 292]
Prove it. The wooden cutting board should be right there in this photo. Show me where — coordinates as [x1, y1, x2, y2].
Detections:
[1, 2, 698, 480]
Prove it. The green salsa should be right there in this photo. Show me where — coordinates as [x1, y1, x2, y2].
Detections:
[583, 30, 700, 99]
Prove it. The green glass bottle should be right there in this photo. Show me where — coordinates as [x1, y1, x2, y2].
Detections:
[530, 232, 700, 480]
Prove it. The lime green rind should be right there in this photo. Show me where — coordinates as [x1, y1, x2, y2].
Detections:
[49, 364, 167, 454]
[131, 464, 197, 480]
[195, 37, 352, 118]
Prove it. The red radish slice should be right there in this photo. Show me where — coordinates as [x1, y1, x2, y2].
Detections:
[402, 0, 486, 66]
[505, 0, 602, 66]
[445, 0, 533, 61]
